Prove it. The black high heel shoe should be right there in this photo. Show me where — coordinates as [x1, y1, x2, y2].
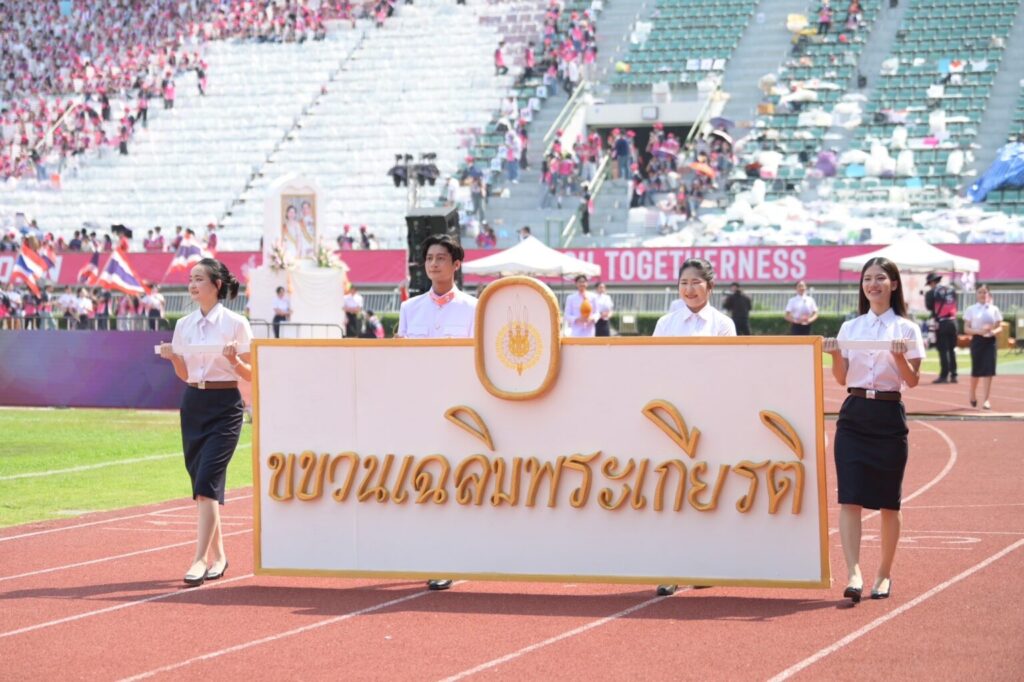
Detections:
[843, 585, 862, 603]
[183, 562, 207, 587]
[871, 579, 892, 599]
[206, 560, 229, 581]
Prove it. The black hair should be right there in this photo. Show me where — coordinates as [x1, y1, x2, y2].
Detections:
[275, 286, 285, 295]
[196, 257, 240, 300]
[420, 233, 464, 264]
[677, 258, 715, 288]
[857, 257, 907, 317]
[574, 274, 588, 284]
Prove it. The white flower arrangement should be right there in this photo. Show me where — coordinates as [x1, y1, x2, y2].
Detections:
[267, 240, 294, 273]
[314, 238, 349, 273]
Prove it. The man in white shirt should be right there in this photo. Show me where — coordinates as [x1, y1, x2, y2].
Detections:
[565, 275, 599, 337]
[343, 286, 364, 338]
[272, 286, 291, 338]
[396, 234, 477, 592]
[397, 234, 477, 340]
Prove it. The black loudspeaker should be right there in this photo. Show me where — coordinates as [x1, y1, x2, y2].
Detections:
[405, 206, 462, 298]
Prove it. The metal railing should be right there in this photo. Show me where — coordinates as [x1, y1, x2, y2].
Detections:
[543, 81, 590, 157]
[250, 320, 344, 339]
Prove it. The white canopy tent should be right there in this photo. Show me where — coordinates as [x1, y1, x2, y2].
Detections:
[838, 233, 980, 274]
[461, 236, 602, 278]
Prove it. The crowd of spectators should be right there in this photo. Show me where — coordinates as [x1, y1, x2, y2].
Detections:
[1, 0, 375, 184]
[0, 281, 166, 331]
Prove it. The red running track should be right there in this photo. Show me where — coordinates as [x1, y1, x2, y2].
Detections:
[1, 419, 1022, 680]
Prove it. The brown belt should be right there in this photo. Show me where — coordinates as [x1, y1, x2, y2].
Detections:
[848, 387, 901, 402]
[188, 381, 238, 390]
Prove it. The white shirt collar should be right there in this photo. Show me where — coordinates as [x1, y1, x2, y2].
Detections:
[685, 304, 714, 322]
[199, 302, 224, 326]
[866, 307, 896, 326]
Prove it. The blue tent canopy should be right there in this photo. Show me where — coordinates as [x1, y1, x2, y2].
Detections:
[968, 143, 1024, 203]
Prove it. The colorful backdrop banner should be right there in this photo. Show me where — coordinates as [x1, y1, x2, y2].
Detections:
[1, 243, 1021, 287]
[0, 331, 183, 409]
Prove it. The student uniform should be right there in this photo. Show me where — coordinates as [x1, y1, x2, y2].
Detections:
[785, 293, 818, 335]
[834, 309, 925, 511]
[565, 290, 599, 338]
[397, 286, 477, 591]
[397, 287, 477, 338]
[653, 304, 737, 337]
[271, 294, 290, 338]
[963, 301, 1002, 378]
[172, 303, 253, 504]
[595, 292, 614, 337]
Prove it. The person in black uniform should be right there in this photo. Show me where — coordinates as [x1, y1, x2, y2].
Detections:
[159, 258, 253, 587]
[722, 282, 752, 335]
[824, 257, 925, 603]
[924, 272, 958, 383]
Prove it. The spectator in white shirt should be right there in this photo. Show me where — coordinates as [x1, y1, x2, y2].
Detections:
[595, 281, 614, 337]
[565, 275, 600, 337]
[343, 286, 365, 338]
[143, 284, 166, 331]
[75, 288, 94, 328]
[272, 286, 291, 338]
[784, 280, 818, 335]
[653, 259, 737, 338]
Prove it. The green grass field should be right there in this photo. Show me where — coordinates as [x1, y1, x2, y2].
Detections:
[0, 409, 252, 528]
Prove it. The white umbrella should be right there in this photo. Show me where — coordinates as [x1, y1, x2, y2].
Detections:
[461, 236, 601, 278]
[838, 233, 980, 273]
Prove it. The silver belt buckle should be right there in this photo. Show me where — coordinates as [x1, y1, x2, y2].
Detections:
[198, 381, 206, 390]
[866, 389, 876, 400]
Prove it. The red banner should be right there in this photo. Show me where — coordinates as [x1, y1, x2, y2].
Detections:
[1, 243, 1022, 287]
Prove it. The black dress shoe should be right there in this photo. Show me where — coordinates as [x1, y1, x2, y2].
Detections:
[427, 579, 453, 591]
[206, 560, 229, 580]
[932, 377, 949, 384]
[183, 569, 206, 587]
[656, 584, 678, 596]
[843, 585, 862, 603]
[951, 376, 958, 384]
[871, 579, 892, 599]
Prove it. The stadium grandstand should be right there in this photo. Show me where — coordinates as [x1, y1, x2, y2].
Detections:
[1, 0, 1023, 323]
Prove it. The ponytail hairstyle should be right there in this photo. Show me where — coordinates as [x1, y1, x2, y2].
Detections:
[196, 257, 240, 300]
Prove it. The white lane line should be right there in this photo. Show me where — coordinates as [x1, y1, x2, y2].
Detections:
[0, 574, 254, 640]
[436, 592, 677, 682]
[0, 494, 252, 543]
[768, 538, 1024, 682]
[0, 530, 251, 583]
[102, 528, 194, 534]
[117, 587, 443, 682]
[0, 442, 251, 481]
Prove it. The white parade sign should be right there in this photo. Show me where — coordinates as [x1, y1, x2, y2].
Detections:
[252, 277, 830, 588]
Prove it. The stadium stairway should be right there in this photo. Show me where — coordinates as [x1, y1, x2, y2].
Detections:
[482, 0, 649, 247]
[970, 2, 1024, 176]
[720, 0, 812, 128]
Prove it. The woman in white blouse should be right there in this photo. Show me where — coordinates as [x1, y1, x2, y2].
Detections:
[652, 257, 734, 596]
[963, 284, 1002, 410]
[653, 258, 737, 338]
[823, 257, 924, 604]
[159, 258, 253, 587]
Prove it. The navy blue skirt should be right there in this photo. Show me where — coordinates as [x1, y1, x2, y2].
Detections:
[180, 386, 244, 504]
[834, 394, 908, 511]
[970, 335, 997, 377]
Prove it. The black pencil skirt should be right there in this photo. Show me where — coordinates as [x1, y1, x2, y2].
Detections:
[970, 335, 997, 377]
[180, 386, 244, 504]
[834, 394, 908, 511]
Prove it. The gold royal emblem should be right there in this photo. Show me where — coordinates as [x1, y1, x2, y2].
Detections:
[496, 299, 543, 375]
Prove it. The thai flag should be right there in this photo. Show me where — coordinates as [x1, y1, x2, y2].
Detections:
[98, 250, 149, 296]
[10, 244, 49, 296]
[166, 234, 212, 275]
[78, 251, 101, 285]
[41, 244, 58, 273]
